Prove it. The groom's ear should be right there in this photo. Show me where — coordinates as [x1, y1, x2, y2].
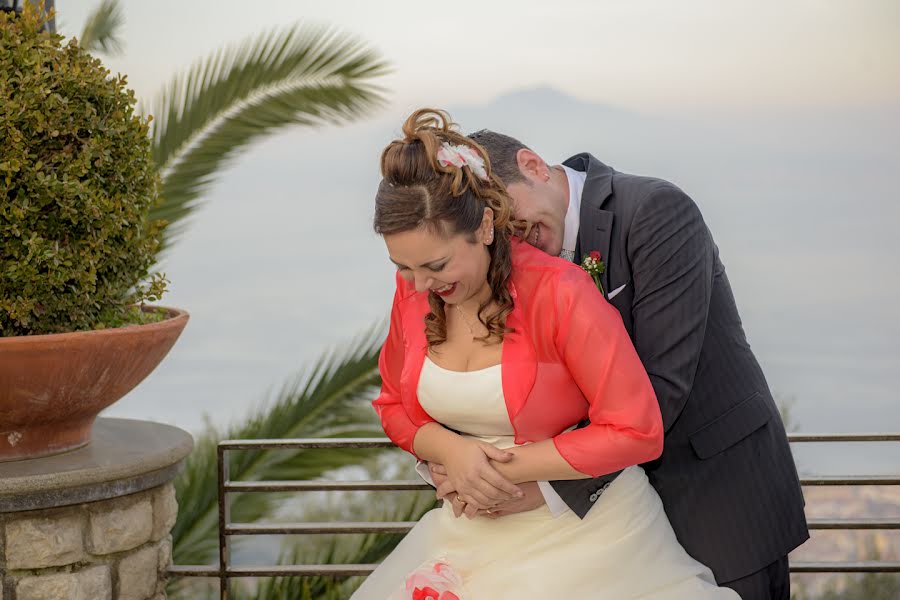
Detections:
[515, 149, 548, 184]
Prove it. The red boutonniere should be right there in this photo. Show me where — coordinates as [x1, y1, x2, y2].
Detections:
[580, 250, 606, 296]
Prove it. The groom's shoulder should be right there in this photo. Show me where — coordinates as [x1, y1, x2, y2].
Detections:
[608, 170, 705, 230]
[613, 169, 690, 206]
[572, 153, 697, 214]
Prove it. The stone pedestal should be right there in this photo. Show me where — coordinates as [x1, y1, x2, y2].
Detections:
[0, 418, 193, 600]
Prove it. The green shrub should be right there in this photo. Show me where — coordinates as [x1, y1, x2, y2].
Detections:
[0, 7, 168, 336]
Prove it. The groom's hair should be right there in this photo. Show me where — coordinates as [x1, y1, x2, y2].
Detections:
[468, 129, 530, 187]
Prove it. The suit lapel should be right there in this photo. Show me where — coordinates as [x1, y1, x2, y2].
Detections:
[565, 153, 615, 297]
[579, 210, 614, 297]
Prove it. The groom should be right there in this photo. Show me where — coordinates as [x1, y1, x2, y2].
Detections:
[428, 130, 809, 599]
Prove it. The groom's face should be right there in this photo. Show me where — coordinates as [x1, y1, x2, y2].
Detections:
[505, 154, 567, 257]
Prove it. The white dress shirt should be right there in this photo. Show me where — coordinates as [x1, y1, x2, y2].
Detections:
[561, 165, 586, 257]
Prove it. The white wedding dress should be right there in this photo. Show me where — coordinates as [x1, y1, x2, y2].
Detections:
[351, 358, 739, 599]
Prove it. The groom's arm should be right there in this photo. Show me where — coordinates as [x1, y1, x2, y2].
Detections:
[621, 182, 716, 430]
[546, 418, 625, 518]
[551, 183, 715, 517]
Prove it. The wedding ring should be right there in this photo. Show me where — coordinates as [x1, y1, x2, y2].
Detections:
[456, 495, 465, 504]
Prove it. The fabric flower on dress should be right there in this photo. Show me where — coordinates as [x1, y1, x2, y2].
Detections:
[403, 558, 464, 600]
[436, 142, 488, 181]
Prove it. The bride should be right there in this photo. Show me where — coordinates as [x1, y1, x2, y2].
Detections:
[351, 109, 739, 599]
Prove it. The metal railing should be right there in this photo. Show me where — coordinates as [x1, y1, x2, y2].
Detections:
[168, 434, 900, 598]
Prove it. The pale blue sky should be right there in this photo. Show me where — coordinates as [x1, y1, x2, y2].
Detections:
[59, 0, 899, 117]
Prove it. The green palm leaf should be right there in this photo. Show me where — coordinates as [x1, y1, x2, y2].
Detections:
[147, 24, 389, 247]
[171, 324, 389, 567]
[78, 0, 124, 56]
[226, 462, 438, 600]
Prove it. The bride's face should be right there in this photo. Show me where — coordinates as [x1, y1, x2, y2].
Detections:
[384, 219, 493, 306]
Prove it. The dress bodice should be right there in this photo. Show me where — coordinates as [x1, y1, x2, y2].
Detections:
[417, 357, 514, 448]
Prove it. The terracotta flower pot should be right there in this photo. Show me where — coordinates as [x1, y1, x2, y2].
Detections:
[0, 306, 189, 462]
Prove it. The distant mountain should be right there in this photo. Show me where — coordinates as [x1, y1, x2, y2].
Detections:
[451, 86, 676, 169]
[458, 85, 635, 124]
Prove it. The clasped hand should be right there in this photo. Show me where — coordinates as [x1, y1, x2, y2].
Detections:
[432, 439, 524, 518]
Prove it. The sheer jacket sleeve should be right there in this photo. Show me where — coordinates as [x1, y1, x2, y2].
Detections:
[372, 274, 432, 458]
[550, 268, 664, 477]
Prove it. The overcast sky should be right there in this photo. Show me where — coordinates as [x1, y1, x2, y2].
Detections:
[58, 0, 899, 118]
[51, 1, 899, 440]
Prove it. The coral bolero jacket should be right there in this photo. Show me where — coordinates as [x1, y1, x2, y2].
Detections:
[373, 239, 663, 478]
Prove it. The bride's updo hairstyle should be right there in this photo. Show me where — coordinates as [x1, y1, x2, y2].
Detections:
[374, 108, 515, 347]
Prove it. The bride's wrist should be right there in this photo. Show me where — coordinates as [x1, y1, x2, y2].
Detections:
[433, 431, 470, 465]
[414, 423, 465, 464]
[491, 459, 523, 484]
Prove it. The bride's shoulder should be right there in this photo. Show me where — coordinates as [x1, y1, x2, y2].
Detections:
[510, 239, 588, 288]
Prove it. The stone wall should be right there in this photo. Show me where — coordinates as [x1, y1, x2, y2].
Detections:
[0, 483, 177, 600]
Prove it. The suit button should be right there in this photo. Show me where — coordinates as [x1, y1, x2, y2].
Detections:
[589, 493, 599, 502]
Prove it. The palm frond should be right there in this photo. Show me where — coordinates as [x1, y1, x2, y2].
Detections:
[171, 323, 389, 567]
[147, 24, 389, 249]
[78, 0, 124, 56]
[227, 461, 438, 600]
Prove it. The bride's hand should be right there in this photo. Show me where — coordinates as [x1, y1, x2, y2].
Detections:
[435, 440, 523, 516]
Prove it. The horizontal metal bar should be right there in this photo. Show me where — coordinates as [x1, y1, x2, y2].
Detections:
[219, 438, 395, 450]
[168, 562, 900, 579]
[790, 561, 900, 573]
[215, 434, 900, 453]
[807, 518, 900, 530]
[227, 564, 380, 577]
[223, 518, 900, 535]
[800, 476, 900, 486]
[167, 564, 220, 577]
[227, 521, 418, 535]
[219, 477, 900, 495]
[788, 433, 900, 442]
[224, 480, 432, 492]
[223, 477, 900, 491]
[166, 564, 378, 578]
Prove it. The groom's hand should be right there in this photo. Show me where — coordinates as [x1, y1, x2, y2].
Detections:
[432, 471, 490, 519]
[479, 481, 546, 518]
[432, 468, 495, 518]
[428, 461, 450, 488]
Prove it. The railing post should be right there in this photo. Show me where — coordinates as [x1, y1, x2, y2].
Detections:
[217, 444, 231, 600]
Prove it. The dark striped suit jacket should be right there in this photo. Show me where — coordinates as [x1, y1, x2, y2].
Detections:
[549, 154, 809, 584]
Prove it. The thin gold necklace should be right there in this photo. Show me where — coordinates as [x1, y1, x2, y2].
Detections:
[454, 303, 481, 336]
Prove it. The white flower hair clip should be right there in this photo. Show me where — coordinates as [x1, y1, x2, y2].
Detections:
[436, 142, 489, 181]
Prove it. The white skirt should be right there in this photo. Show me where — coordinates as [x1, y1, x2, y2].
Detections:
[350, 467, 739, 599]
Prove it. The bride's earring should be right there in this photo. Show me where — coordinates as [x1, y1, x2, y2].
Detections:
[486, 229, 494, 245]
